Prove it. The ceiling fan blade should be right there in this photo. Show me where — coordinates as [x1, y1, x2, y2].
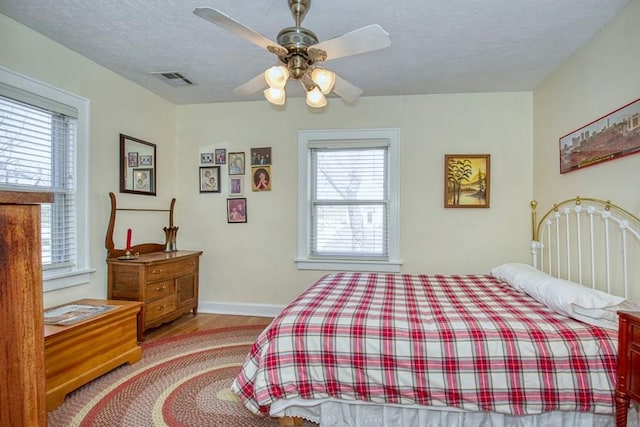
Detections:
[194, 7, 287, 57]
[309, 24, 390, 62]
[332, 75, 363, 104]
[234, 73, 267, 95]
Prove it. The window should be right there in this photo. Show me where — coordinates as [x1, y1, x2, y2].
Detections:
[297, 128, 401, 272]
[0, 67, 91, 291]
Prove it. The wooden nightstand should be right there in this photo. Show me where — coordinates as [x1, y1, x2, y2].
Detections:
[616, 311, 640, 426]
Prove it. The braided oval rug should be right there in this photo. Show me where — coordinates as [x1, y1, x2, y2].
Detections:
[47, 325, 316, 427]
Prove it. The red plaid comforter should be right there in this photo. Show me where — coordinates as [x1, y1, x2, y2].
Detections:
[232, 272, 618, 416]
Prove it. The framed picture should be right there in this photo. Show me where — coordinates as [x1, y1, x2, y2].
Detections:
[200, 153, 213, 164]
[228, 152, 245, 175]
[229, 176, 244, 196]
[121, 134, 156, 196]
[227, 198, 247, 223]
[251, 166, 271, 191]
[127, 152, 138, 167]
[139, 154, 153, 166]
[559, 97, 640, 173]
[215, 149, 227, 165]
[133, 168, 153, 193]
[250, 147, 272, 165]
[199, 166, 221, 193]
[444, 154, 490, 208]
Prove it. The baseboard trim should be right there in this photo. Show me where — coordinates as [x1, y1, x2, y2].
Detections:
[198, 300, 285, 318]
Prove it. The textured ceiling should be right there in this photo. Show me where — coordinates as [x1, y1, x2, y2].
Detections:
[0, 0, 633, 105]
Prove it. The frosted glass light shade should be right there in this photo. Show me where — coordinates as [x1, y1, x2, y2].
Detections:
[264, 87, 286, 105]
[311, 68, 335, 94]
[306, 87, 327, 108]
[264, 66, 289, 90]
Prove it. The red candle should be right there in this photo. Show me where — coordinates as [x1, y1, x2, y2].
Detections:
[126, 228, 132, 251]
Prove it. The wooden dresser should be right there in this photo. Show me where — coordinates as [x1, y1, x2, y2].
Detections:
[616, 310, 640, 427]
[107, 250, 202, 339]
[1, 190, 52, 427]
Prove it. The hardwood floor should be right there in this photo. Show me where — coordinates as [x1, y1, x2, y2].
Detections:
[143, 312, 274, 343]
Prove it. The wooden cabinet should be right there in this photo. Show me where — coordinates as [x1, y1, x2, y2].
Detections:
[0, 190, 53, 427]
[107, 250, 202, 339]
[616, 310, 640, 426]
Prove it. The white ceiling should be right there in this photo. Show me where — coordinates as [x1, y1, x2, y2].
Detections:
[0, 0, 632, 105]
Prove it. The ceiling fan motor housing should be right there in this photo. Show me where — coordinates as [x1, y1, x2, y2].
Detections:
[277, 26, 319, 78]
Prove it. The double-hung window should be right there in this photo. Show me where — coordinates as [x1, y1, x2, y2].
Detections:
[0, 67, 91, 291]
[297, 128, 401, 272]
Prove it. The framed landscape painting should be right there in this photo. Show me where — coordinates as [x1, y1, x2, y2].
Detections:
[444, 154, 490, 208]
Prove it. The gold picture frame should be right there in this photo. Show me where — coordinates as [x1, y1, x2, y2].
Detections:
[444, 154, 490, 208]
[251, 166, 271, 191]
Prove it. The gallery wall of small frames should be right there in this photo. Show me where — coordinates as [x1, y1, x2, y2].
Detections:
[199, 147, 272, 223]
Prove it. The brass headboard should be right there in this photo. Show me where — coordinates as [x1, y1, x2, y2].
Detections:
[530, 196, 640, 301]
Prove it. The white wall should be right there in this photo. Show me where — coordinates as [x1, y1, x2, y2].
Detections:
[532, 0, 640, 213]
[176, 93, 533, 306]
[2, 12, 534, 311]
[1, 14, 177, 308]
[532, 0, 640, 302]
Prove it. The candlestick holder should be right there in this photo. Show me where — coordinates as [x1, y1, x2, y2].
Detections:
[117, 249, 139, 260]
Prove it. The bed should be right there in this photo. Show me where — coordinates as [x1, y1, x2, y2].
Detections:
[232, 197, 640, 426]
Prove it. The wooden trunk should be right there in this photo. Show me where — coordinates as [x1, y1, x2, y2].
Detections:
[44, 299, 143, 410]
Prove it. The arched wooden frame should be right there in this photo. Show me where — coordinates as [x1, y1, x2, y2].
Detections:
[104, 192, 175, 258]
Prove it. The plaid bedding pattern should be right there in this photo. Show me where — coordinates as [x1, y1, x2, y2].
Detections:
[232, 272, 618, 416]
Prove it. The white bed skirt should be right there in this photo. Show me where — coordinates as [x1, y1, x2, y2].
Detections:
[270, 398, 640, 427]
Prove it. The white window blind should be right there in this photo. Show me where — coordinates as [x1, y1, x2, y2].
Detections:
[0, 92, 77, 272]
[310, 146, 388, 258]
[297, 128, 401, 272]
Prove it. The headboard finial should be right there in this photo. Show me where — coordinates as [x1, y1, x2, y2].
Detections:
[530, 200, 538, 241]
[575, 196, 581, 206]
[605, 200, 611, 211]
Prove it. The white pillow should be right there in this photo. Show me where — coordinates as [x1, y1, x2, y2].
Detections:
[491, 263, 639, 330]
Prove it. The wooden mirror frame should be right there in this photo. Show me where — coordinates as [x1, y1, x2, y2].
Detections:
[120, 134, 157, 196]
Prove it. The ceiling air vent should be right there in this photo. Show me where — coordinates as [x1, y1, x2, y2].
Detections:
[152, 72, 195, 86]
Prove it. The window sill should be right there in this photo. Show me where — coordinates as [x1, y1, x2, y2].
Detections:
[295, 258, 402, 273]
[43, 268, 95, 292]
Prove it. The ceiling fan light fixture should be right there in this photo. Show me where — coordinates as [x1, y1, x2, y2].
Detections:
[264, 87, 286, 106]
[306, 87, 327, 108]
[264, 66, 289, 90]
[311, 67, 335, 94]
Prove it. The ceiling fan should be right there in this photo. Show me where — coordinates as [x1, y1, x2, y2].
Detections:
[193, 0, 391, 108]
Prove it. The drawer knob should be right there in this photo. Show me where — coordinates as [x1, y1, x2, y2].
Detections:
[155, 285, 166, 291]
[151, 269, 163, 274]
[156, 304, 167, 311]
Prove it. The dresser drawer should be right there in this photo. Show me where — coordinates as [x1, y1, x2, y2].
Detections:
[630, 350, 640, 398]
[145, 280, 175, 300]
[632, 323, 640, 345]
[145, 295, 177, 322]
[146, 258, 196, 280]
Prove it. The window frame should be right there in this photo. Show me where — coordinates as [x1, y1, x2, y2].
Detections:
[0, 66, 92, 292]
[296, 128, 401, 272]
